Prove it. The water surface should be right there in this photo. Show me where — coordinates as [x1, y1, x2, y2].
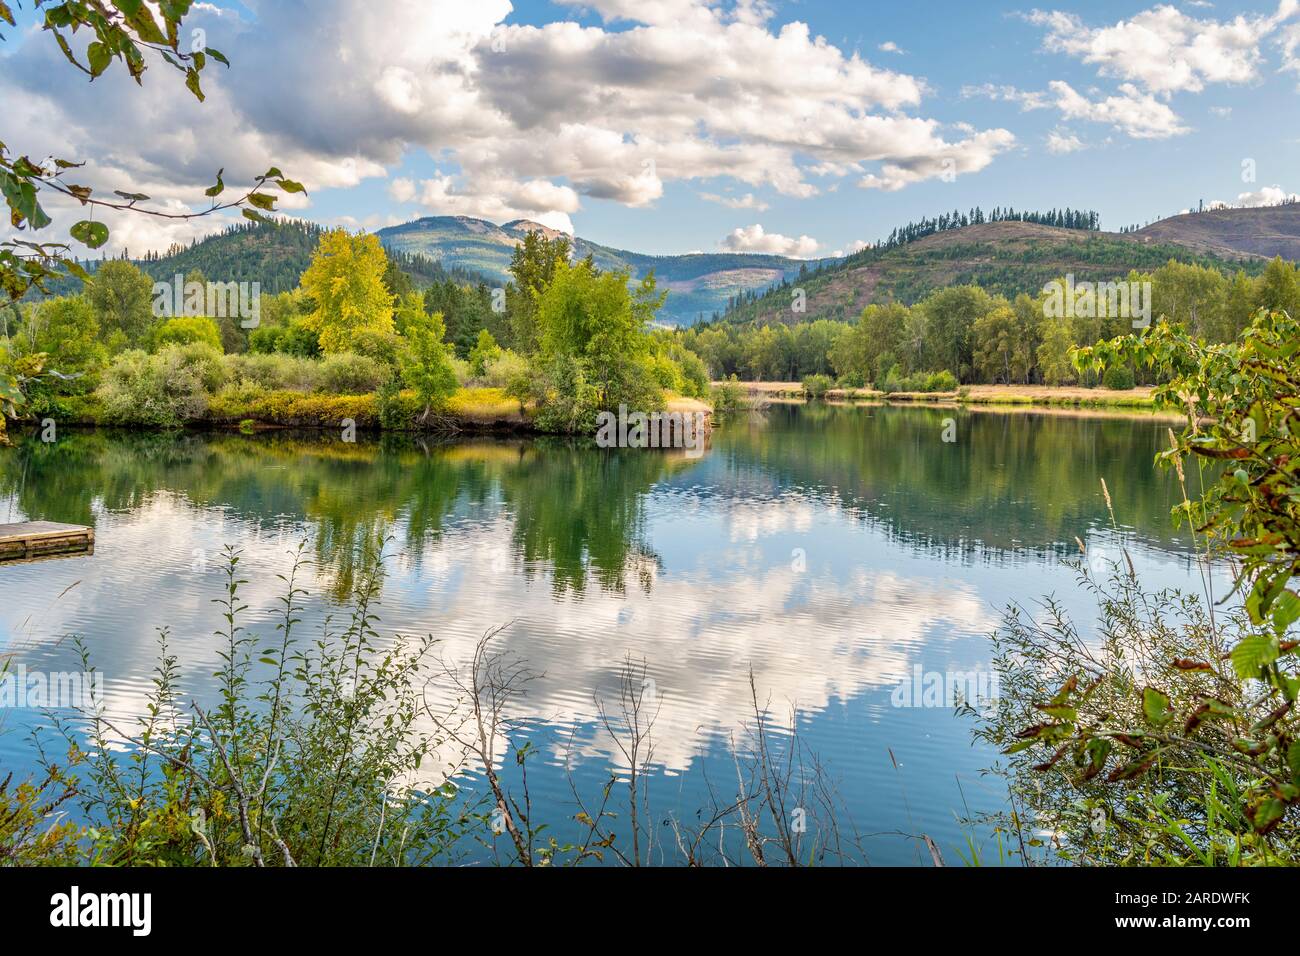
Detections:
[0, 404, 1210, 864]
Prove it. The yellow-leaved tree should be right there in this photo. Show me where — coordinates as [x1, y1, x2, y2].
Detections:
[300, 230, 395, 353]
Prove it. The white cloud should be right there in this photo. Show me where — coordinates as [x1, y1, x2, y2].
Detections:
[858, 128, 1016, 191]
[961, 83, 1051, 110]
[0, 0, 1015, 254]
[1046, 128, 1087, 154]
[831, 239, 870, 257]
[1229, 184, 1299, 206]
[699, 191, 770, 211]
[1026, 3, 1297, 95]
[1050, 80, 1191, 139]
[877, 40, 904, 54]
[721, 223, 819, 257]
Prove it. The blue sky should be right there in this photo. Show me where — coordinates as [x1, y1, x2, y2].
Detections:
[3, 0, 1298, 258]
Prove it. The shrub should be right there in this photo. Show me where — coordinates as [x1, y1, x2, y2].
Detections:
[923, 370, 959, 392]
[1101, 364, 1136, 390]
[248, 318, 321, 358]
[151, 316, 224, 352]
[350, 328, 405, 374]
[710, 376, 747, 416]
[375, 380, 418, 430]
[207, 389, 379, 428]
[316, 352, 392, 395]
[96, 343, 226, 426]
[468, 329, 502, 378]
[223, 353, 320, 393]
[801, 373, 833, 399]
[481, 349, 528, 389]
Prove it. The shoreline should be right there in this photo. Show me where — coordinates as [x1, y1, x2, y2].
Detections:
[721, 381, 1179, 417]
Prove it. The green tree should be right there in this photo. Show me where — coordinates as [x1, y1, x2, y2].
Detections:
[151, 316, 223, 352]
[299, 230, 395, 354]
[86, 259, 155, 349]
[535, 258, 663, 405]
[14, 295, 106, 380]
[917, 285, 994, 382]
[400, 309, 458, 420]
[1254, 257, 1300, 318]
[972, 302, 1024, 384]
[1036, 314, 1076, 385]
[507, 230, 573, 355]
[468, 328, 502, 378]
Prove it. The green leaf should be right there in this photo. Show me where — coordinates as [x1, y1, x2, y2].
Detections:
[275, 178, 306, 194]
[1272, 589, 1300, 634]
[69, 220, 109, 249]
[184, 68, 204, 102]
[87, 41, 112, 77]
[241, 208, 272, 224]
[246, 192, 276, 211]
[1249, 798, 1285, 833]
[1142, 687, 1172, 728]
[1231, 633, 1279, 680]
[204, 168, 225, 198]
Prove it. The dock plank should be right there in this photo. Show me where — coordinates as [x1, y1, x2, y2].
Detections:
[0, 521, 95, 562]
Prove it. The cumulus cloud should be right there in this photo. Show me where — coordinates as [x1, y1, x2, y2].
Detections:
[1217, 184, 1300, 207]
[1049, 80, 1191, 139]
[1046, 128, 1087, 154]
[721, 223, 820, 257]
[1025, 3, 1297, 95]
[0, 0, 1015, 254]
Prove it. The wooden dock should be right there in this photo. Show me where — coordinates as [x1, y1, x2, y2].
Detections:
[0, 521, 95, 562]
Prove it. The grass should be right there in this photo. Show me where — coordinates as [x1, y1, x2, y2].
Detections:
[445, 386, 525, 422]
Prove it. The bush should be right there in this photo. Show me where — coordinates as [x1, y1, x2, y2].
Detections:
[223, 353, 320, 393]
[248, 318, 321, 358]
[349, 328, 405, 374]
[207, 389, 379, 428]
[1101, 364, 1136, 390]
[977, 561, 1300, 865]
[922, 370, 959, 392]
[880, 368, 958, 394]
[481, 349, 528, 389]
[151, 316, 224, 352]
[316, 352, 392, 395]
[375, 380, 418, 430]
[710, 376, 747, 416]
[96, 343, 226, 426]
[801, 373, 833, 399]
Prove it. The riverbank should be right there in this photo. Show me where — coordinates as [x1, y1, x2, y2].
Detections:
[721, 380, 1159, 410]
[19, 387, 714, 435]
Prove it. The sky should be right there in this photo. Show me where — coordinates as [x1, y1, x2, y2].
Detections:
[2, 0, 1299, 260]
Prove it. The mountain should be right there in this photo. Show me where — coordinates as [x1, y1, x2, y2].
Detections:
[133, 219, 488, 292]
[1132, 204, 1300, 260]
[375, 215, 807, 325]
[37, 219, 490, 300]
[717, 216, 1276, 326]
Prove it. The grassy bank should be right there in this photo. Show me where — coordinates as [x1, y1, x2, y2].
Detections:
[719, 380, 1159, 410]
[27, 386, 713, 435]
